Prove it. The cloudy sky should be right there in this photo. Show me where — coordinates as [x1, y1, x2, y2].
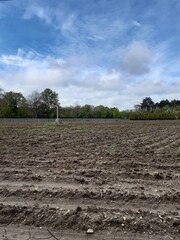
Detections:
[0, 0, 180, 109]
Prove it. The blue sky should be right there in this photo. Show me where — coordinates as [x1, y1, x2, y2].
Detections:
[0, 0, 180, 109]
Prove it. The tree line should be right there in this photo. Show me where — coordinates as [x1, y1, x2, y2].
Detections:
[0, 88, 123, 119]
[136, 97, 180, 112]
[0, 89, 180, 119]
[131, 97, 180, 120]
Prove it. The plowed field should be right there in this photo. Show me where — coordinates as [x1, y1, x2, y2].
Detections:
[0, 120, 179, 240]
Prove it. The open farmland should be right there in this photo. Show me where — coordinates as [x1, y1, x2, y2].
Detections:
[0, 120, 179, 240]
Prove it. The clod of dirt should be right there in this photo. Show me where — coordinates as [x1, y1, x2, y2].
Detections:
[74, 177, 89, 184]
[154, 172, 164, 180]
[75, 206, 82, 214]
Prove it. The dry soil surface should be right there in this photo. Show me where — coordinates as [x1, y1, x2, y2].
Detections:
[0, 120, 179, 240]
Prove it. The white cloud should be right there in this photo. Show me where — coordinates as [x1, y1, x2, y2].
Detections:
[23, 3, 127, 54]
[132, 20, 141, 27]
[0, 50, 125, 107]
[23, 5, 52, 24]
[121, 41, 152, 75]
[0, 48, 43, 68]
[0, 43, 180, 110]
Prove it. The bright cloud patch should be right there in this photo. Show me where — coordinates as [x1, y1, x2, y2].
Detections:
[0, 46, 180, 110]
[121, 41, 152, 75]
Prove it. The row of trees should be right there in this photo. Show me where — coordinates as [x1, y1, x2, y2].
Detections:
[0, 88, 59, 118]
[60, 105, 123, 119]
[0, 90, 180, 119]
[0, 88, 124, 119]
[131, 97, 180, 120]
[136, 97, 180, 112]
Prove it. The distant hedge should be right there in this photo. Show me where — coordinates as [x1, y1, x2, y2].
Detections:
[129, 112, 176, 120]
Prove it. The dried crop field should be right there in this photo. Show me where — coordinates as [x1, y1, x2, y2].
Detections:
[0, 120, 179, 240]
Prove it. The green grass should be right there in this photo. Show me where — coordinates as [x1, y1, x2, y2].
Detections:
[176, 148, 180, 155]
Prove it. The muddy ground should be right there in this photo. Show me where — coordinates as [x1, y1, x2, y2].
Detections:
[0, 120, 179, 240]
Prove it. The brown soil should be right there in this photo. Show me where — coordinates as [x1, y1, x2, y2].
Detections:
[0, 120, 179, 239]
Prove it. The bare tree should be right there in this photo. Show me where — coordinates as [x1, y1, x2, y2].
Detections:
[27, 90, 42, 118]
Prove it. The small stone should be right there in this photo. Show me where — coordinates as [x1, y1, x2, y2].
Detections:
[64, 210, 70, 216]
[87, 229, 94, 234]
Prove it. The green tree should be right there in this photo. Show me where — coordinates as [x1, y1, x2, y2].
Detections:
[73, 105, 82, 118]
[0, 88, 3, 98]
[81, 104, 92, 118]
[1, 91, 26, 117]
[95, 105, 108, 118]
[41, 88, 59, 118]
[112, 107, 120, 118]
[141, 97, 154, 112]
[159, 99, 170, 108]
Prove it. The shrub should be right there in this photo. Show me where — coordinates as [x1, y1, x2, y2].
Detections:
[129, 112, 176, 120]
